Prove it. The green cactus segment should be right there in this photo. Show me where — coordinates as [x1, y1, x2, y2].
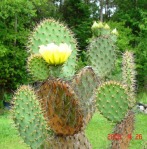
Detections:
[47, 132, 92, 149]
[12, 85, 48, 149]
[37, 78, 83, 136]
[87, 36, 116, 78]
[27, 54, 50, 81]
[122, 51, 136, 106]
[28, 19, 78, 79]
[72, 66, 100, 124]
[96, 81, 131, 123]
[101, 29, 110, 36]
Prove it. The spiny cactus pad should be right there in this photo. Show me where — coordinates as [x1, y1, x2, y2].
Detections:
[111, 111, 135, 149]
[12, 85, 48, 149]
[47, 132, 92, 149]
[27, 19, 78, 79]
[37, 78, 83, 136]
[72, 66, 100, 124]
[27, 54, 50, 81]
[122, 51, 136, 106]
[96, 81, 131, 122]
[87, 36, 116, 78]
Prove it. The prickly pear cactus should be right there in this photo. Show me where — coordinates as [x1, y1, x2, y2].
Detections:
[27, 19, 78, 79]
[37, 78, 84, 136]
[12, 85, 49, 149]
[11, 18, 138, 149]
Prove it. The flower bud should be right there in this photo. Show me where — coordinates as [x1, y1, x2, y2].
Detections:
[111, 28, 118, 36]
[97, 22, 104, 28]
[104, 24, 110, 30]
[91, 21, 99, 30]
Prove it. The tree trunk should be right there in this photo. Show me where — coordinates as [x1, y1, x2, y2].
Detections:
[99, 0, 104, 22]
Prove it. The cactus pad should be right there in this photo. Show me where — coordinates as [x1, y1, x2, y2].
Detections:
[96, 81, 131, 122]
[111, 111, 135, 149]
[72, 66, 100, 124]
[47, 132, 92, 149]
[87, 36, 116, 78]
[12, 85, 48, 149]
[27, 19, 78, 79]
[27, 54, 50, 81]
[122, 51, 136, 106]
[37, 78, 83, 136]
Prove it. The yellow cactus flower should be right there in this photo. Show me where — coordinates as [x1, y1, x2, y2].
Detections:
[39, 43, 72, 65]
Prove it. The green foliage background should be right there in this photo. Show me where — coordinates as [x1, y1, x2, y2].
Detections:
[0, 0, 146, 106]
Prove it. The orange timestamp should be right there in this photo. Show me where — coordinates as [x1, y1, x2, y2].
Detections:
[107, 134, 143, 140]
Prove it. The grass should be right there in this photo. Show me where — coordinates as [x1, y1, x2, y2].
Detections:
[0, 92, 147, 149]
[136, 92, 147, 104]
[0, 111, 28, 149]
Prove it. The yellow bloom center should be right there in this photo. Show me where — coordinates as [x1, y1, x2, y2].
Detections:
[39, 43, 72, 65]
